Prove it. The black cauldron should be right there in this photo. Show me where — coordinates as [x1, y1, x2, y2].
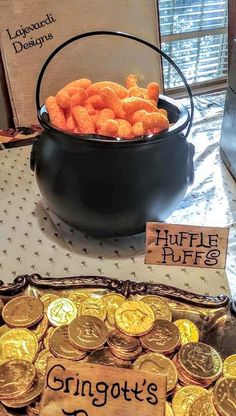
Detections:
[31, 31, 195, 237]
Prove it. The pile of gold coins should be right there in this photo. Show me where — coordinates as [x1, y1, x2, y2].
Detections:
[0, 291, 235, 415]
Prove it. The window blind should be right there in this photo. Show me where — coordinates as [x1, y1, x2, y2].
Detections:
[158, 0, 228, 92]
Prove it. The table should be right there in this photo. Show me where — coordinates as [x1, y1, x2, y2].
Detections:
[0, 92, 235, 298]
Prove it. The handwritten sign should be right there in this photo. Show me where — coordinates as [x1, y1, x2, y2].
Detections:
[39, 359, 166, 416]
[145, 222, 229, 269]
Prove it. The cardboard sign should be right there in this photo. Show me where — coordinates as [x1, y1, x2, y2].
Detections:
[145, 222, 229, 269]
[40, 358, 166, 416]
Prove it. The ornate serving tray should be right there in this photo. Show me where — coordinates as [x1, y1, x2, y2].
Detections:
[0, 274, 236, 416]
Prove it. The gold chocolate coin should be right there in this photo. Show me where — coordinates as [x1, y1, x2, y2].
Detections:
[115, 300, 155, 336]
[1, 370, 44, 408]
[79, 298, 107, 321]
[35, 349, 53, 374]
[179, 342, 222, 382]
[166, 402, 174, 416]
[49, 326, 87, 360]
[69, 315, 108, 351]
[2, 296, 44, 328]
[174, 319, 199, 345]
[0, 403, 9, 415]
[0, 360, 36, 400]
[172, 385, 208, 416]
[102, 294, 125, 326]
[68, 292, 89, 307]
[0, 328, 38, 363]
[87, 347, 131, 368]
[0, 325, 10, 339]
[188, 393, 218, 416]
[31, 314, 48, 341]
[142, 295, 172, 321]
[47, 297, 77, 326]
[43, 327, 54, 349]
[223, 354, 236, 377]
[133, 352, 177, 392]
[214, 377, 236, 416]
[108, 330, 140, 352]
[141, 319, 180, 354]
[40, 293, 59, 311]
[27, 402, 40, 415]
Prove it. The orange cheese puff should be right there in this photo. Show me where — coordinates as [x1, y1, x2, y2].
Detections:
[99, 87, 125, 118]
[64, 78, 92, 90]
[74, 127, 80, 133]
[56, 89, 71, 109]
[149, 99, 157, 106]
[159, 108, 168, 117]
[72, 106, 95, 134]
[65, 109, 76, 132]
[126, 74, 138, 89]
[95, 108, 115, 131]
[100, 119, 119, 137]
[128, 86, 147, 99]
[88, 81, 128, 99]
[132, 122, 146, 137]
[117, 119, 132, 138]
[122, 97, 159, 114]
[45, 96, 66, 130]
[86, 95, 105, 109]
[143, 112, 169, 131]
[147, 82, 160, 101]
[131, 110, 149, 124]
[70, 88, 88, 107]
[84, 103, 96, 116]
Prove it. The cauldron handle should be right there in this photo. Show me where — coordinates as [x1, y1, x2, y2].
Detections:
[36, 30, 194, 139]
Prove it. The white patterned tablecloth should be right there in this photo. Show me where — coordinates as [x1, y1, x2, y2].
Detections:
[0, 93, 235, 298]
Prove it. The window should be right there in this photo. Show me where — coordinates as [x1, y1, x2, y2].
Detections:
[159, 0, 228, 95]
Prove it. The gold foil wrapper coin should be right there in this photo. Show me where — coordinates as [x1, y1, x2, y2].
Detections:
[115, 300, 155, 336]
[172, 385, 208, 416]
[178, 342, 222, 382]
[26, 402, 40, 416]
[31, 314, 48, 341]
[47, 297, 77, 326]
[0, 325, 10, 339]
[40, 293, 59, 311]
[102, 294, 125, 326]
[223, 354, 236, 378]
[1, 370, 44, 408]
[87, 347, 131, 368]
[49, 325, 87, 360]
[35, 349, 53, 374]
[43, 327, 54, 349]
[108, 330, 140, 352]
[188, 392, 218, 416]
[214, 377, 236, 416]
[0, 328, 38, 363]
[142, 295, 172, 321]
[174, 319, 199, 345]
[79, 298, 107, 321]
[141, 319, 180, 354]
[68, 315, 108, 351]
[0, 360, 36, 400]
[166, 402, 174, 416]
[2, 296, 44, 328]
[133, 352, 177, 392]
[68, 292, 89, 307]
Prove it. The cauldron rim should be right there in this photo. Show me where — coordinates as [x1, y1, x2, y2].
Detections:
[38, 94, 190, 147]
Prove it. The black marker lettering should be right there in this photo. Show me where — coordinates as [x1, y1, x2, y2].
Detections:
[146, 383, 158, 405]
[131, 382, 144, 402]
[204, 249, 220, 266]
[155, 229, 169, 247]
[46, 364, 65, 391]
[111, 382, 120, 398]
[121, 380, 132, 401]
[81, 380, 94, 397]
[93, 382, 109, 407]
